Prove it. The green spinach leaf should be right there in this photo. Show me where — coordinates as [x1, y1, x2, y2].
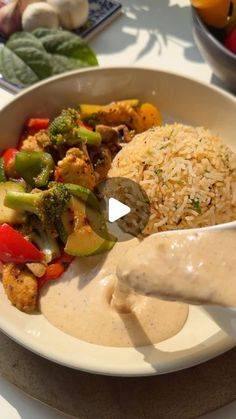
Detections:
[33, 28, 98, 65]
[0, 45, 39, 86]
[6, 32, 52, 79]
[50, 54, 87, 75]
[0, 28, 98, 88]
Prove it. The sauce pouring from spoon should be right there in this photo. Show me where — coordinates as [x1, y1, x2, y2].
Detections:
[113, 221, 236, 311]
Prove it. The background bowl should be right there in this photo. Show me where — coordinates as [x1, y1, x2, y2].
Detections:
[0, 67, 236, 376]
[192, 6, 236, 92]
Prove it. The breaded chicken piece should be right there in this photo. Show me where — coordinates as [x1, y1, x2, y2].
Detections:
[55, 147, 96, 189]
[21, 130, 51, 152]
[2, 263, 38, 313]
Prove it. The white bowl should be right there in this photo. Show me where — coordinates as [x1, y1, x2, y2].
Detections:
[204, 306, 236, 339]
[0, 67, 236, 376]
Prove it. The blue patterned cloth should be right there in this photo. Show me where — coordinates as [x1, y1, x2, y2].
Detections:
[76, 0, 122, 38]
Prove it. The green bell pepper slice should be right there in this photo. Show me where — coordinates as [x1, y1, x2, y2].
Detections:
[15, 151, 55, 187]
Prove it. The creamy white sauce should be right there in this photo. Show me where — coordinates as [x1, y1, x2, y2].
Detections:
[117, 230, 236, 308]
[40, 239, 188, 347]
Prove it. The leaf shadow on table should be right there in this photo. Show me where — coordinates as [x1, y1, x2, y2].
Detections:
[93, 0, 204, 64]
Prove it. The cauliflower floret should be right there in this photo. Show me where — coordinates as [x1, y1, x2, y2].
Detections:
[55, 147, 96, 189]
[21, 130, 51, 152]
[2, 263, 38, 313]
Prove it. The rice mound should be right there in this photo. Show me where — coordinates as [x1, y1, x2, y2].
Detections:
[108, 123, 236, 234]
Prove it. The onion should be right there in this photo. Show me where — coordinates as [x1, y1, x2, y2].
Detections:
[0, 0, 22, 36]
[0, 0, 39, 37]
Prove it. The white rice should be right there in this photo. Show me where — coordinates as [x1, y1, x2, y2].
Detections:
[108, 123, 236, 234]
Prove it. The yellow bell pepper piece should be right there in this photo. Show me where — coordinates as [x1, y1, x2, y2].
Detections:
[192, 0, 231, 28]
[137, 103, 162, 131]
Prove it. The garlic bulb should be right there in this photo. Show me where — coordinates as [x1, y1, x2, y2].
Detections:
[47, 0, 89, 30]
[22, 2, 59, 31]
[0, 0, 22, 36]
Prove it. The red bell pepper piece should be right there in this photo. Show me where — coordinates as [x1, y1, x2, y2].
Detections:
[17, 119, 49, 150]
[54, 168, 64, 183]
[37, 277, 48, 289]
[38, 262, 65, 289]
[27, 118, 50, 131]
[38, 251, 74, 289]
[77, 119, 93, 131]
[2, 148, 18, 171]
[0, 224, 44, 263]
[44, 262, 65, 279]
[60, 251, 74, 264]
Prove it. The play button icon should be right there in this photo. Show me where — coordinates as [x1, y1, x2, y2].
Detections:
[108, 198, 131, 222]
[86, 177, 150, 242]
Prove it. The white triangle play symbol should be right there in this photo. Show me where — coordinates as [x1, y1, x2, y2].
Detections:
[108, 197, 131, 223]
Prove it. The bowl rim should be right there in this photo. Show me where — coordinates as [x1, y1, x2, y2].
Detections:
[191, 5, 236, 61]
[0, 66, 236, 376]
[1, 64, 236, 111]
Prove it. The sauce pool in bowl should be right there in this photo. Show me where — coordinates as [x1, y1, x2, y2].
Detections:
[40, 238, 188, 347]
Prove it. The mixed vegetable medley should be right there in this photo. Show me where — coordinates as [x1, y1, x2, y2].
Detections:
[0, 99, 162, 313]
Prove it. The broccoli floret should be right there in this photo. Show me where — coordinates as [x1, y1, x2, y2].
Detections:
[49, 108, 101, 147]
[4, 183, 71, 243]
[29, 215, 60, 263]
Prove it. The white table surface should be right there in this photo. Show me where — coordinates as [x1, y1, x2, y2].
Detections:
[0, 0, 235, 417]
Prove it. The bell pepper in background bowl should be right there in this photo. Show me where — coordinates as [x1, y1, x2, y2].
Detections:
[225, 1, 236, 33]
[225, 26, 236, 52]
[191, 0, 231, 28]
[191, 1, 236, 91]
[224, 1, 236, 52]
